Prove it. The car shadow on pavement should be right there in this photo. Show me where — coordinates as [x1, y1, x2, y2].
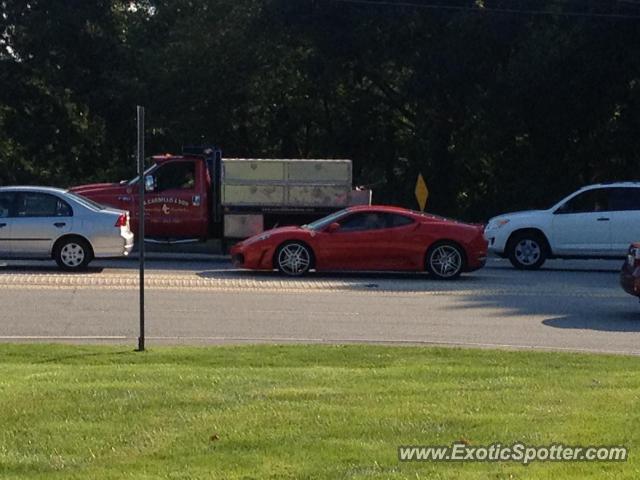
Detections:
[541, 311, 640, 332]
[450, 273, 640, 333]
[0, 258, 230, 273]
[205, 270, 434, 280]
[196, 269, 483, 293]
[198, 268, 482, 281]
[518, 266, 621, 274]
[488, 257, 623, 274]
[0, 264, 105, 274]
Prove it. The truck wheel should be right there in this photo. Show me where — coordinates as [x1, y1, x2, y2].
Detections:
[426, 241, 465, 280]
[507, 232, 547, 270]
[275, 242, 312, 276]
[54, 237, 93, 271]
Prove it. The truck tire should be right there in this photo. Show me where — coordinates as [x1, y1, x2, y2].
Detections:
[507, 232, 547, 270]
[275, 242, 313, 276]
[54, 237, 93, 271]
[425, 241, 465, 280]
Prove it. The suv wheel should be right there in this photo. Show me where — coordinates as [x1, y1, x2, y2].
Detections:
[507, 233, 547, 270]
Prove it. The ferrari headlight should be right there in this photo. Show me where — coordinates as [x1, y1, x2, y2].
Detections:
[242, 232, 272, 246]
[256, 233, 271, 242]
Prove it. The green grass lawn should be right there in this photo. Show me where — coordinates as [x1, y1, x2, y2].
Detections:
[0, 344, 639, 479]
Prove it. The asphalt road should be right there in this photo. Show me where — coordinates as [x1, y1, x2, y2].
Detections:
[1, 257, 638, 355]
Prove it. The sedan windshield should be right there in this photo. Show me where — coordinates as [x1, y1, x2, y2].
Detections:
[303, 209, 350, 231]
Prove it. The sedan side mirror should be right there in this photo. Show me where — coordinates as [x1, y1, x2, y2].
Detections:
[326, 222, 341, 233]
[144, 175, 155, 192]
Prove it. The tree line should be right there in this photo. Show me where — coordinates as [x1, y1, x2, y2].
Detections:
[1, 0, 639, 220]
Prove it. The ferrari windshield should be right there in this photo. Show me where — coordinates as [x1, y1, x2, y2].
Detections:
[303, 209, 350, 231]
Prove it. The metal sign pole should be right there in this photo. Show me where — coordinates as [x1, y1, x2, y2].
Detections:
[137, 106, 145, 352]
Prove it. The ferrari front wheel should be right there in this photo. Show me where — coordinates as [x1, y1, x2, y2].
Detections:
[275, 242, 312, 276]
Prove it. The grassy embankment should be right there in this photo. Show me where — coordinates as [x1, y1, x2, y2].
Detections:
[1, 344, 638, 479]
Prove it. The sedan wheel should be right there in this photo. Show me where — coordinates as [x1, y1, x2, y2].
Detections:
[427, 243, 464, 280]
[54, 238, 92, 271]
[276, 242, 312, 276]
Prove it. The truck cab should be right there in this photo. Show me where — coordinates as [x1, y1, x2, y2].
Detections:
[71, 152, 216, 240]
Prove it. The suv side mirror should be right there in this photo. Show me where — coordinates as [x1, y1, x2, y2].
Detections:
[326, 222, 341, 233]
[144, 175, 155, 192]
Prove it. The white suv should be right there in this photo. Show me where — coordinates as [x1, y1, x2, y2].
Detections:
[484, 183, 640, 269]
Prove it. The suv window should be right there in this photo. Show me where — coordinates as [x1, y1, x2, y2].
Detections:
[16, 193, 73, 217]
[0, 192, 15, 218]
[559, 188, 609, 214]
[155, 161, 196, 192]
[608, 187, 640, 211]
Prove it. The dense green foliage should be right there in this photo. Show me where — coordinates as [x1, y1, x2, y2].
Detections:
[1, 1, 640, 220]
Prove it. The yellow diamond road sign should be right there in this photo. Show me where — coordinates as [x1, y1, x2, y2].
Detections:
[415, 174, 429, 212]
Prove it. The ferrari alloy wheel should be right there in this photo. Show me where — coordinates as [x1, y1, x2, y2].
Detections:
[54, 237, 93, 271]
[426, 242, 465, 280]
[276, 242, 312, 276]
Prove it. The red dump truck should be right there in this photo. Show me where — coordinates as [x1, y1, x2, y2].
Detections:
[71, 147, 371, 243]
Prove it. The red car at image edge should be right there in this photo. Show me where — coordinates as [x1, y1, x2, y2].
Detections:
[620, 242, 640, 298]
[230, 205, 488, 279]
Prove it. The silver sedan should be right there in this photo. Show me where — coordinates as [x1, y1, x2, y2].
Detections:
[0, 186, 134, 270]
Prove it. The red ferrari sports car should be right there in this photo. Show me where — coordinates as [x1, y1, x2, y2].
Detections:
[230, 206, 487, 279]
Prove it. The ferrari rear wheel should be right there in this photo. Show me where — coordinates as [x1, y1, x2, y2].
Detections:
[426, 242, 465, 280]
[275, 242, 312, 276]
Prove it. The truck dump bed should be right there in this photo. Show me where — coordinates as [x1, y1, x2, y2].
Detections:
[221, 159, 356, 208]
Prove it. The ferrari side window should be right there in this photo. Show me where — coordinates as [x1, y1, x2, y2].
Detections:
[385, 213, 414, 228]
[339, 213, 386, 231]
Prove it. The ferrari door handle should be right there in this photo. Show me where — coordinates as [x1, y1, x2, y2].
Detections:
[118, 196, 132, 202]
[54, 222, 67, 228]
[596, 217, 610, 221]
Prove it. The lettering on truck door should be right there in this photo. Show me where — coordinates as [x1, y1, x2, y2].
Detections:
[142, 160, 207, 238]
